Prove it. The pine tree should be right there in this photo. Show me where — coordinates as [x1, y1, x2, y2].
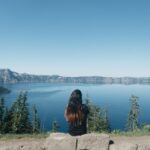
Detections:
[0, 92, 42, 134]
[19, 92, 32, 133]
[85, 95, 110, 133]
[2, 107, 10, 133]
[51, 120, 60, 132]
[100, 109, 111, 132]
[32, 104, 41, 133]
[10, 92, 32, 133]
[127, 95, 140, 131]
[0, 97, 5, 133]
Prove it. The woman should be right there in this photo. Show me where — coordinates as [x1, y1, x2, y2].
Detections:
[64, 89, 89, 136]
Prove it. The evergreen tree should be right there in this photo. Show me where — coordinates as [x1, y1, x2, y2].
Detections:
[32, 104, 40, 133]
[85, 95, 110, 133]
[10, 92, 32, 133]
[127, 95, 140, 131]
[0, 97, 5, 133]
[51, 120, 60, 132]
[19, 92, 32, 133]
[2, 107, 10, 133]
[0, 92, 42, 134]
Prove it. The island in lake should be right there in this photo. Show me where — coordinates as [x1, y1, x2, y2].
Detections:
[0, 86, 11, 94]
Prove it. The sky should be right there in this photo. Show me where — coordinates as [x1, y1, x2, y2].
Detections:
[0, 0, 150, 77]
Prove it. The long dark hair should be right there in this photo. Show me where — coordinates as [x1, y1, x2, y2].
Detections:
[66, 89, 84, 125]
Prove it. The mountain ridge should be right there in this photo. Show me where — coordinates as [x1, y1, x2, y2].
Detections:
[0, 68, 150, 84]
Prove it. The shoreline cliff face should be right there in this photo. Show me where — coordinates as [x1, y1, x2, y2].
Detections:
[0, 69, 150, 84]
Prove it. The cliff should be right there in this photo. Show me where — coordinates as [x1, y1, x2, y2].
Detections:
[1, 69, 150, 84]
[0, 133, 150, 150]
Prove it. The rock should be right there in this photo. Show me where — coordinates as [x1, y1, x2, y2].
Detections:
[44, 133, 76, 150]
[0, 143, 43, 150]
[44, 133, 109, 150]
[0, 140, 44, 150]
[77, 133, 110, 150]
[110, 142, 138, 150]
[138, 144, 150, 150]
[1, 133, 150, 150]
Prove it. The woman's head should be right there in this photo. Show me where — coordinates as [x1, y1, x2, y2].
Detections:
[66, 89, 84, 125]
[69, 89, 82, 104]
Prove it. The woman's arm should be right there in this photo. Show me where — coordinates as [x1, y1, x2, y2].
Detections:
[64, 107, 68, 121]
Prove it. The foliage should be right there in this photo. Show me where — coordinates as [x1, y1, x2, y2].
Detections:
[127, 95, 140, 131]
[0, 133, 48, 140]
[0, 97, 5, 133]
[32, 104, 41, 133]
[111, 126, 150, 137]
[141, 124, 150, 132]
[9, 92, 32, 133]
[51, 120, 60, 132]
[85, 95, 110, 133]
[2, 107, 10, 133]
[0, 92, 41, 134]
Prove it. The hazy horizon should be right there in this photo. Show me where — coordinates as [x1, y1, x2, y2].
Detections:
[1, 68, 150, 78]
[0, 0, 150, 77]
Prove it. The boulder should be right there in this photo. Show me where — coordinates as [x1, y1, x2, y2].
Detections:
[138, 144, 150, 150]
[0, 140, 44, 150]
[44, 133, 110, 150]
[1, 133, 150, 150]
[44, 133, 76, 150]
[110, 142, 138, 150]
[77, 133, 110, 150]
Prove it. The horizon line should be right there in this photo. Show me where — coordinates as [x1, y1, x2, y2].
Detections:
[0, 68, 150, 78]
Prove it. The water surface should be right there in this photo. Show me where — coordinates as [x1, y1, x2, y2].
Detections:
[1, 83, 150, 132]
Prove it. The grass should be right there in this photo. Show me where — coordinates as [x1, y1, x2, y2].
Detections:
[0, 133, 49, 140]
[110, 130, 150, 137]
[1, 129, 150, 140]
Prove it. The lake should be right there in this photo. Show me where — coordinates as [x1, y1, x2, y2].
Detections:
[0, 83, 150, 132]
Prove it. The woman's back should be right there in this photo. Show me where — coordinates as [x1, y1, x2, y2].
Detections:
[64, 89, 89, 136]
[68, 104, 89, 136]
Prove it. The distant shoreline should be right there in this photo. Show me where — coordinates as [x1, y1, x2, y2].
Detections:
[0, 69, 150, 85]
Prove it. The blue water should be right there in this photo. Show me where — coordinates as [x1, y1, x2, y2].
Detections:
[1, 83, 150, 132]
